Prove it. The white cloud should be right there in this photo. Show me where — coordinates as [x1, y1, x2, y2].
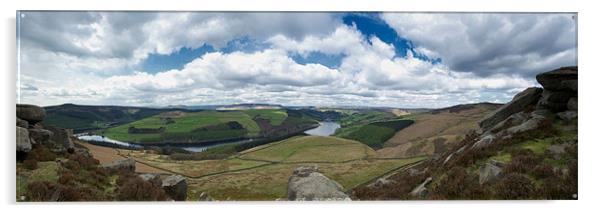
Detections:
[20, 12, 341, 63]
[381, 13, 577, 77]
[106, 49, 341, 91]
[18, 12, 571, 108]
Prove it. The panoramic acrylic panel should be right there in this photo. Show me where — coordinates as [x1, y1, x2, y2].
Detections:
[16, 11, 577, 201]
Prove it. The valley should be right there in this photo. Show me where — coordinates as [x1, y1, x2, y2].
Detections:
[37, 103, 442, 200]
[16, 67, 578, 201]
[50, 103, 489, 200]
[13, 11, 580, 204]
[113, 136, 425, 200]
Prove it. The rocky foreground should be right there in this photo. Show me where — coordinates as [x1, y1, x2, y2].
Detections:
[287, 166, 351, 201]
[353, 66, 578, 200]
[16, 104, 188, 201]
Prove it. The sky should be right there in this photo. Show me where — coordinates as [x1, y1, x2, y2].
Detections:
[16, 12, 577, 108]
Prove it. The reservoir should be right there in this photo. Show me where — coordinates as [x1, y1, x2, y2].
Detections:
[304, 122, 341, 136]
[77, 121, 340, 152]
[76, 134, 252, 152]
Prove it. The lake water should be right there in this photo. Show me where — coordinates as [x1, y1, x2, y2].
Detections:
[76, 134, 253, 152]
[304, 122, 341, 136]
[78, 121, 340, 152]
[77, 135, 142, 148]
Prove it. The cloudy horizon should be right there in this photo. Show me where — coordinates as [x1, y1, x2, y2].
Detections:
[16, 12, 577, 108]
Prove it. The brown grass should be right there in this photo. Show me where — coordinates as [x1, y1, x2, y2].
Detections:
[377, 104, 497, 158]
[75, 141, 170, 174]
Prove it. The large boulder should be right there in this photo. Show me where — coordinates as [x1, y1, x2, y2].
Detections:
[536, 66, 577, 92]
[139, 173, 162, 187]
[162, 175, 187, 201]
[471, 134, 496, 150]
[479, 160, 504, 185]
[16, 118, 28, 128]
[557, 110, 578, 122]
[506, 115, 547, 135]
[567, 97, 578, 111]
[43, 125, 74, 150]
[101, 158, 136, 172]
[17, 126, 32, 152]
[536, 90, 575, 112]
[488, 112, 529, 134]
[369, 177, 391, 188]
[479, 87, 542, 131]
[28, 129, 53, 144]
[198, 192, 214, 201]
[16, 104, 46, 124]
[287, 166, 350, 201]
[409, 177, 432, 197]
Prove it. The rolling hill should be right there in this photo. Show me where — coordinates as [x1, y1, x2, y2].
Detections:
[117, 135, 426, 200]
[377, 103, 502, 158]
[101, 109, 318, 143]
[336, 119, 414, 149]
[42, 104, 180, 133]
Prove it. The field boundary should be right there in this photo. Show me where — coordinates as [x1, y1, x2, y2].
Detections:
[345, 159, 426, 193]
[118, 147, 428, 180]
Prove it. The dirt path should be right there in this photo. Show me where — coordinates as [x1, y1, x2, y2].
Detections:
[76, 141, 171, 174]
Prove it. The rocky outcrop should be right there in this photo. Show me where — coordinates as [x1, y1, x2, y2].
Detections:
[467, 67, 578, 152]
[17, 104, 47, 124]
[506, 113, 548, 135]
[557, 111, 578, 122]
[287, 166, 350, 201]
[28, 129, 53, 144]
[479, 160, 504, 185]
[536, 66, 577, 112]
[17, 126, 32, 152]
[479, 87, 542, 131]
[44, 125, 75, 150]
[547, 143, 570, 159]
[567, 97, 577, 111]
[162, 175, 187, 201]
[16, 104, 78, 156]
[17, 118, 29, 128]
[409, 177, 432, 197]
[536, 66, 577, 92]
[198, 192, 214, 201]
[369, 178, 391, 188]
[537, 90, 574, 112]
[139, 173, 162, 187]
[101, 158, 136, 172]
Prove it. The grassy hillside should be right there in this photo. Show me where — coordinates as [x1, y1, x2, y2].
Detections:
[115, 135, 426, 200]
[43, 104, 175, 132]
[336, 120, 414, 149]
[338, 110, 397, 127]
[102, 109, 318, 143]
[103, 110, 262, 143]
[355, 114, 578, 200]
[243, 109, 287, 125]
[377, 103, 500, 158]
[239, 136, 374, 162]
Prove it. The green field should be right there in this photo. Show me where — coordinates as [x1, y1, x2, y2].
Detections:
[17, 161, 59, 198]
[243, 109, 288, 125]
[42, 104, 173, 131]
[188, 158, 423, 200]
[336, 120, 414, 149]
[239, 136, 374, 163]
[103, 110, 271, 143]
[338, 110, 396, 127]
[120, 135, 426, 200]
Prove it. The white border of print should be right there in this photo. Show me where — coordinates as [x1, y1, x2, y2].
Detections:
[1, 1, 598, 213]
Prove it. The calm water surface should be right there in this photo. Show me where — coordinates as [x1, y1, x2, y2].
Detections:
[304, 122, 341, 136]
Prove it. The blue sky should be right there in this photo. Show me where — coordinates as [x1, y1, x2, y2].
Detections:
[139, 13, 441, 73]
[17, 12, 577, 107]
